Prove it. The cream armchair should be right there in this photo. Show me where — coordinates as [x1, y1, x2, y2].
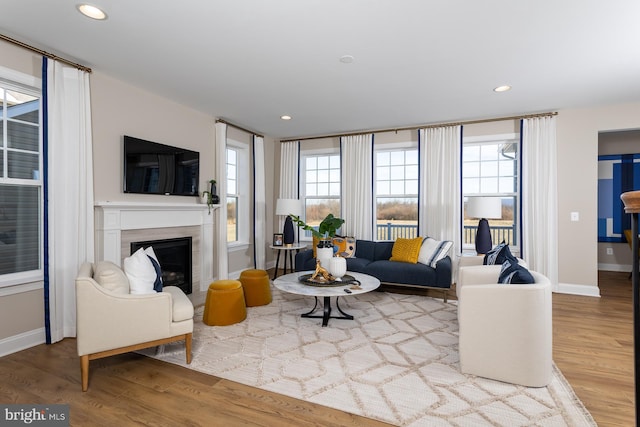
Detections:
[457, 264, 552, 387]
[76, 261, 194, 391]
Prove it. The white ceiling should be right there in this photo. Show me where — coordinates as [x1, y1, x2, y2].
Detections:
[2, 0, 640, 139]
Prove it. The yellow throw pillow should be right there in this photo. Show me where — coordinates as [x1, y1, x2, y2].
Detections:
[390, 237, 424, 264]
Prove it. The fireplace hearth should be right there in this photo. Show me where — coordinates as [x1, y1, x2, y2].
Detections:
[131, 237, 192, 294]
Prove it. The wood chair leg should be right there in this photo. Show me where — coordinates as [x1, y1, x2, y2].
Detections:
[185, 333, 192, 364]
[80, 355, 89, 392]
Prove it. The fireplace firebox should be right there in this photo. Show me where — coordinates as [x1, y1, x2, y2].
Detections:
[131, 237, 192, 294]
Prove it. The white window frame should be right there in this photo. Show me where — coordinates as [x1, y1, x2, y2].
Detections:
[462, 133, 520, 254]
[226, 140, 250, 250]
[0, 66, 44, 292]
[300, 148, 340, 242]
[374, 141, 419, 241]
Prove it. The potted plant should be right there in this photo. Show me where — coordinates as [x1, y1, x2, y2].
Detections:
[289, 213, 345, 268]
[201, 179, 219, 214]
[289, 213, 345, 240]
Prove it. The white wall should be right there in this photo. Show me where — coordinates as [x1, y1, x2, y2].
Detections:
[556, 102, 640, 295]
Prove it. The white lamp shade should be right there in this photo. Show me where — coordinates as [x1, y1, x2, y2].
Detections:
[467, 197, 502, 219]
[275, 198, 301, 217]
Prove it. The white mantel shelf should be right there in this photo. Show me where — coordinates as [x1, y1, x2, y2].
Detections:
[94, 201, 216, 292]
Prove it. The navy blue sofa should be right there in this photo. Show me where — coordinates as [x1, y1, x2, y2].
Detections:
[294, 239, 452, 301]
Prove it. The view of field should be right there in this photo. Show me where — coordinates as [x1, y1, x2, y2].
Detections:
[226, 199, 515, 245]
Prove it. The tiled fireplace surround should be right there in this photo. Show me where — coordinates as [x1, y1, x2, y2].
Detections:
[95, 202, 214, 300]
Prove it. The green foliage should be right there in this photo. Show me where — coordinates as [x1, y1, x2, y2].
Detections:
[290, 213, 345, 239]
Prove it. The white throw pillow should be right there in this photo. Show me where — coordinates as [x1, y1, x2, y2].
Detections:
[144, 246, 163, 292]
[418, 237, 453, 268]
[123, 247, 157, 294]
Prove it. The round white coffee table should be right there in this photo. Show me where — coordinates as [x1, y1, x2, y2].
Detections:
[273, 271, 380, 327]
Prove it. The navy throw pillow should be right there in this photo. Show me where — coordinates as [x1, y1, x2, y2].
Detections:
[147, 255, 163, 292]
[498, 258, 535, 284]
[483, 240, 514, 265]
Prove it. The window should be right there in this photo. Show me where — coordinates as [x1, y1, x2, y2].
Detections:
[375, 146, 418, 240]
[301, 153, 340, 238]
[0, 78, 42, 285]
[462, 134, 520, 252]
[226, 141, 249, 245]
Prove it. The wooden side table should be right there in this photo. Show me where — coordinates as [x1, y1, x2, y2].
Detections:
[270, 243, 307, 279]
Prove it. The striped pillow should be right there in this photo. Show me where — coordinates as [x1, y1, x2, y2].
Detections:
[418, 237, 453, 268]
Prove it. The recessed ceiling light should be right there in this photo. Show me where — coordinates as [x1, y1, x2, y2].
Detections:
[77, 4, 108, 20]
[494, 85, 512, 92]
[339, 55, 354, 64]
[280, 115, 292, 120]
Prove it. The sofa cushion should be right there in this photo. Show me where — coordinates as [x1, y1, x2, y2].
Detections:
[93, 261, 129, 294]
[163, 286, 194, 322]
[390, 237, 423, 263]
[124, 247, 158, 295]
[498, 258, 535, 284]
[484, 241, 515, 265]
[345, 257, 372, 273]
[355, 239, 377, 261]
[418, 237, 453, 268]
[366, 260, 439, 287]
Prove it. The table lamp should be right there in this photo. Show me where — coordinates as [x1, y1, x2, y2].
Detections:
[467, 196, 502, 254]
[275, 198, 301, 246]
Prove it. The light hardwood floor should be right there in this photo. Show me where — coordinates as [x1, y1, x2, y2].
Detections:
[0, 270, 634, 426]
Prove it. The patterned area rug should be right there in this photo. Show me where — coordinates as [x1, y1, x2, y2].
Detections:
[142, 287, 596, 426]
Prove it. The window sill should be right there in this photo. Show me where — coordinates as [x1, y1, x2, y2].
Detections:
[227, 242, 250, 253]
[0, 280, 44, 297]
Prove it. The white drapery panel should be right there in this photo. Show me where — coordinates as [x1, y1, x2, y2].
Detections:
[278, 141, 299, 238]
[215, 122, 228, 279]
[45, 58, 94, 343]
[521, 116, 558, 287]
[253, 135, 266, 269]
[419, 126, 462, 255]
[340, 134, 374, 239]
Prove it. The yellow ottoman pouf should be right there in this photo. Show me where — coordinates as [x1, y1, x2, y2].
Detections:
[239, 269, 272, 307]
[203, 280, 247, 326]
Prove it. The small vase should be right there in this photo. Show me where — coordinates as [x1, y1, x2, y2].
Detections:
[210, 182, 220, 204]
[329, 256, 347, 279]
[316, 239, 333, 269]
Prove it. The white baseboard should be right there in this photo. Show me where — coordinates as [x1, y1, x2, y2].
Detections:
[0, 327, 46, 357]
[598, 263, 631, 272]
[556, 282, 601, 297]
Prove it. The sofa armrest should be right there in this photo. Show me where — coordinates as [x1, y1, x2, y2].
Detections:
[434, 256, 452, 287]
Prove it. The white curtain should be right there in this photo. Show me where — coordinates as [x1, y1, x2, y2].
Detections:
[341, 134, 373, 239]
[215, 122, 228, 279]
[45, 58, 94, 343]
[278, 141, 299, 236]
[419, 126, 462, 255]
[253, 135, 266, 269]
[522, 116, 558, 287]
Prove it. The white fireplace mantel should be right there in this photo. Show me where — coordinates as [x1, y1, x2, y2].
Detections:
[94, 201, 216, 292]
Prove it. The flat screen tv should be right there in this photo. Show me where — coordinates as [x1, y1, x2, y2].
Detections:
[124, 135, 199, 196]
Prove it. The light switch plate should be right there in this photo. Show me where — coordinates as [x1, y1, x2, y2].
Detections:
[571, 212, 579, 221]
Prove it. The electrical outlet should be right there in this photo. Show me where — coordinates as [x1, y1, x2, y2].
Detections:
[606, 247, 613, 255]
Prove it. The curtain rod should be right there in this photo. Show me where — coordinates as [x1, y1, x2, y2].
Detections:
[280, 111, 558, 143]
[0, 34, 92, 73]
[216, 118, 264, 138]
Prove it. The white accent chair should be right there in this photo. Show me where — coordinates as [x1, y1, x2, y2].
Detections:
[457, 263, 552, 387]
[76, 261, 194, 391]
